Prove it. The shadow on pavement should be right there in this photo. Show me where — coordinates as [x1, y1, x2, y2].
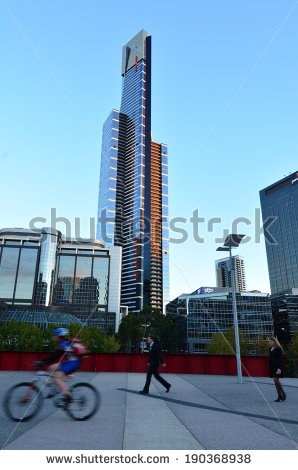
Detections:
[117, 388, 298, 426]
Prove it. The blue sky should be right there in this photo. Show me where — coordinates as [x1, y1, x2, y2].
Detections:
[0, 0, 297, 299]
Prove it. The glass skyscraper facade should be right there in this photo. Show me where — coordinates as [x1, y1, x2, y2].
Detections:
[260, 171, 298, 295]
[271, 288, 298, 345]
[97, 30, 169, 313]
[0, 230, 41, 304]
[52, 241, 111, 327]
[0, 228, 122, 331]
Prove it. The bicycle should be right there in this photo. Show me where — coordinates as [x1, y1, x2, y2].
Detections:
[3, 367, 100, 422]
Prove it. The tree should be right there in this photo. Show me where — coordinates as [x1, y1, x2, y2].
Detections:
[116, 312, 144, 352]
[206, 326, 250, 355]
[285, 331, 298, 359]
[251, 334, 270, 356]
[0, 320, 44, 351]
[101, 335, 121, 353]
[0, 321, 121, 353]
[144, 309, 180, 353]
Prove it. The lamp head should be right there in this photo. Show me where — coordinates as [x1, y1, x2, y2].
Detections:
[223, 234, 245, 248]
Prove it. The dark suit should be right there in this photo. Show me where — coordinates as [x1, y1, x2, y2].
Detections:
[143, 342, 170, 392]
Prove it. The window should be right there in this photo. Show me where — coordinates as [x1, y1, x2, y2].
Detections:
[53, 255, 76, 304]
[73, 257, 92, 305]
[92, 257, 109, 305]
[23, 241, 39, 246]
[5, 240, 21, 245]
[15, 248, 38, 299]
[0, 247, 19, 298]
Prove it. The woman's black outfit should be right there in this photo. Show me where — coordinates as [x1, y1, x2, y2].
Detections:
[269, 346, 284, 378]
[269, 346, 286, 401]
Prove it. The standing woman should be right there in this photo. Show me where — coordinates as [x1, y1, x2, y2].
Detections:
[269, 337, 286, 402]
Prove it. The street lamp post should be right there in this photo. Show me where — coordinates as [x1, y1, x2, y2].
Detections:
[217, 234, 245, 384]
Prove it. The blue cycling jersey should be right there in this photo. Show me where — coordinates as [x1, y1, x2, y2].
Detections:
[58, 340, 78, 362]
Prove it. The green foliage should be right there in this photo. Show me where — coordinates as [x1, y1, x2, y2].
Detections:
[116, 312, 144, 352]
[285, 331, 298, 359]
[101, 335, 121, 353]
[0, 320, 46, 351]
[283, 331, 298, 378]
[205, 326, 250, 355]
[141, 307, 180, 353]
[251, 334, 270, 356]
[284, 359, 297, 378]
[115, 306, 180, 353]
[0, 321, 119, 353]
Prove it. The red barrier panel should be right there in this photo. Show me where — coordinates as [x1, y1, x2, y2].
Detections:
[113, 353, 131, 372]
[206, 355, 227, 375]
[224, 356, 238, 376]
[0, 352, 21, 371]
[131, 354, 148, 373]
[167, 354, 186, 373]
[0, 351, 269, 376]
[244, 356, 269, 377]
[95, 353, 113, 372]
[186, 355, 207, 374]
[19, 352, 40, 371]
[241, 356, 248, 376]
[80, 354, 96, 372]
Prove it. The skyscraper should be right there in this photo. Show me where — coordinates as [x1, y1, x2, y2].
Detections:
[97, 30, 169, 314]
[215, 255, 247, 292]
[260, 171, 298, 295]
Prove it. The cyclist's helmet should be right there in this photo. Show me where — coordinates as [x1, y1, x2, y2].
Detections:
[52, 327, 69, 337]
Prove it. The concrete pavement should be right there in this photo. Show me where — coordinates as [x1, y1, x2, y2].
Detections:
[0, 372, 297, 450]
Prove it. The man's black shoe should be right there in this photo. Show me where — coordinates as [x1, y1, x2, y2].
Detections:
[166, 384, 171, 393]
[139, 390, 149, 395]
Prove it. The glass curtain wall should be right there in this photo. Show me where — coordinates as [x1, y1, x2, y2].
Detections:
[119, 41, 150, 313]
[53, 253, 110, 323]
[0, 242, 39, 303]
[260, 171, 298, 294]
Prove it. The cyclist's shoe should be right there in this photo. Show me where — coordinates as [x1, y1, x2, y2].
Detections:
[45, 392, 57, 399]
[57, 395, 72, 409]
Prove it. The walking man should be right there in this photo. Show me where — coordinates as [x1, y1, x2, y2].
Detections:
[139, 334, 171, 395]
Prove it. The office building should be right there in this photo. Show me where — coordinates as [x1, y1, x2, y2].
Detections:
[0, 300, 8, 319]
[216, 255, 247, 292]
[0, 228, 122, 331]
[97, 30, 169, 314]
[271, 288, 298, 345]
[260, 171, 298, 294]
[166, 287, 274, 353]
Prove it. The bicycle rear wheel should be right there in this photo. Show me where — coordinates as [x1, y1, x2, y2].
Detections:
[3, 382, 43, 422]
[66, 383, 100, 421]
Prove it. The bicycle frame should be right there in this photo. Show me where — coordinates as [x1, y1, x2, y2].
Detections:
[31, 370, 74, 396]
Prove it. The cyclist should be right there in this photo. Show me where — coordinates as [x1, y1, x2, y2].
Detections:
[36, 328, 81, 406]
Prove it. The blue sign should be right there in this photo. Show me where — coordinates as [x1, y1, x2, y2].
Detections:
[197, 287, 214, 295]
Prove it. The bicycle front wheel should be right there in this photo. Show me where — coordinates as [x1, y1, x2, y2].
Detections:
[3, 382, 43, 422]
[66, 383, 100, 421]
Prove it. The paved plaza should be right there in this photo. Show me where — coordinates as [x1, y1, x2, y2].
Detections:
[0, 371, 297, 450]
